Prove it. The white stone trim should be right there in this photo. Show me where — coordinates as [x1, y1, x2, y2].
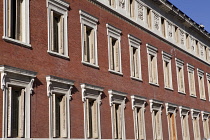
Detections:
[81, 83, 103, 139]
[108, 90, 127, 139]
[79, 10, 99, 67]
[47, 0, 69, 57]
[0, 65, 37, 138]
[128, 34, 142, 81]
[46, 75, 74, 138]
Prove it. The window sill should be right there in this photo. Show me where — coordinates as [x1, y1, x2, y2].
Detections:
[2, 36, 31, 48]
[149, 82, 159, 87]
[164, 87, 174, 91]
[82, 61, 99, 69]
[109, 69, 123, 76]
[48, 51, 69, 60]
[130, 76, 142, 82]
[190, 94, 197, 98]
[200, 98, 206, 101]
[178, 91, 186, 95]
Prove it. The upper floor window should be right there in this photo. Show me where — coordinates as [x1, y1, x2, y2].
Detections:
[80, 10, 99, 68]
[201, 111, 210, 139]
[108, 90, 127, 139]
[147, 44, 158, 85]
[162, 51, 172, 90]
[129, 0, 135, 18]
[81, 83, 103, 139]
[191, 109, 201, 140]
[3, 0, 30, 47]
[175, 58, 185, 94]
[187, 64, 196, 97]
[128, 34, 142, 80]
[107, 24, 122, 75]
[0, 65, 37, 138]
[165, 103, 178, 140]
[197, 69, 206, 100]
[47, 0, 69, 58]
[131, 95, 146, 140]
[46, 75, 74, 138]
[149, 99, 163, 140]
[206, 73, 210, 102]
[179, 106, 190, 140]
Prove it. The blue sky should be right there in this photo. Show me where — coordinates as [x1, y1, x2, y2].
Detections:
[168, 0, 210, 33]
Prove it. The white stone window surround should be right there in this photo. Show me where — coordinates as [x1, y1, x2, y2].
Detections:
[179, 106, 190, 140]
[0, 65, 37, 138]
[165, 103, 178, 140]
[149, 99, 163, 140]
[175, 58, 185, 94]
[131, 95, 146, 140]
[79, 10, 99, 68]
[47, 0, 69, 59]
[3, 0, 31, 48]
[206, 73, 210, 102]
[108, 90, 127, 139]
[81, 83, 103, 139]
[46, 75, 74, 138]
[197, 68, 206, 100]
[146, 44, 159, 86]
[128, 34, 142, 81]
[162, 51, 173, 90]
[91, 0, 210, 68]
[187, 64, 196, 97]
[201, 111, 210, 139]
[191, 109, 201, 140]
[106, 24, 123, 76]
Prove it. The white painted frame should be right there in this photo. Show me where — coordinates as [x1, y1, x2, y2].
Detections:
[179, 106, 190, 140]
[79, 10, 99, 68]
[131, 95, 146, 140]
[47, 0, 69, 59]
[81, 83, 103, 139]
[128, 34, 142, 81]
[108, 90, 127, 140]
[197, 68, 206, 100]
[3, 0, 31, 48]
[46, 75, 74, 138]
[175, 58, 185, 94]
[162, 51, 173, 90]
[0, 65, 37, 138]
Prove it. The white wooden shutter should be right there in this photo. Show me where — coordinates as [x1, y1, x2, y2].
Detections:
[153, 111, 157, 139]
[130, 47, 135, 77]
[16, 0, 22, 41]
[115, 40, 120, 72]
[153, 57, 157, 84]
[134, 108, 139, 139]
[18, 89, 25, 138]
[60, 95, 67, 138]
[134, 49, 139, 78]
[149, 55, 153, 83]
[113, 104, 117, 139]
[84, 25, 88, 62]
[131, 0, 135, 17]
[111, 0, 115, 7]
[50, 11, 55, 51]
[7, 87, 12, 137]
[110, 37, 114, 70]
[52, 94, 57, 137]
[86, 99, 91, 138]
[117, 104, 122, 139]
[92, 100, 98, 138]
[90, 29, 95, 64]
[59, 17, 64, 55]
[156, 111, 162, 140]
[7, 0, 12, 38]
[138, 108, 144, 139]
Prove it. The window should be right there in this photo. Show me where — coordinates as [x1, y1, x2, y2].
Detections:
[131, 95, 146, 140]
[81, 83, 103, 139]
[47, 0, 69, 58]
[0, 65, 37, 138]
[201, 111, 210, 139]
[147, 44, 158, 85]
[161, 18, 165, 37]
[128, 34, 142, 80]
[206, 73, 210, 101]
[197, 68, 206, 100]
[46, 75, 74, 138]
[175, 58, 185, 94]
[149, 99, 163, 140]
[3, 0, 30, 47]
[147, 8, 152, 28]
[108, 90, 127, 139]
[191, 109, 201, 140]
[162, 51, 173, 89]
[165, 103, 177, 140]
[129, 0, 135, 18]
[187, 64, 196, 97]
[174, 26, 179, 44]
[179, 106, 190, 140]
[107, 24, 122, 75]
[109, 0, 116, 8]
[80, 10, 99, 67]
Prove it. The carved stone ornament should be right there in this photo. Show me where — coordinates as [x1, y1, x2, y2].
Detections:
[168, 22, 172, 38]
[180, 30, 185, 45]
[138, 3, 144, 21]
[154, 13, 159, 30]
[119, 0, 125, 8]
